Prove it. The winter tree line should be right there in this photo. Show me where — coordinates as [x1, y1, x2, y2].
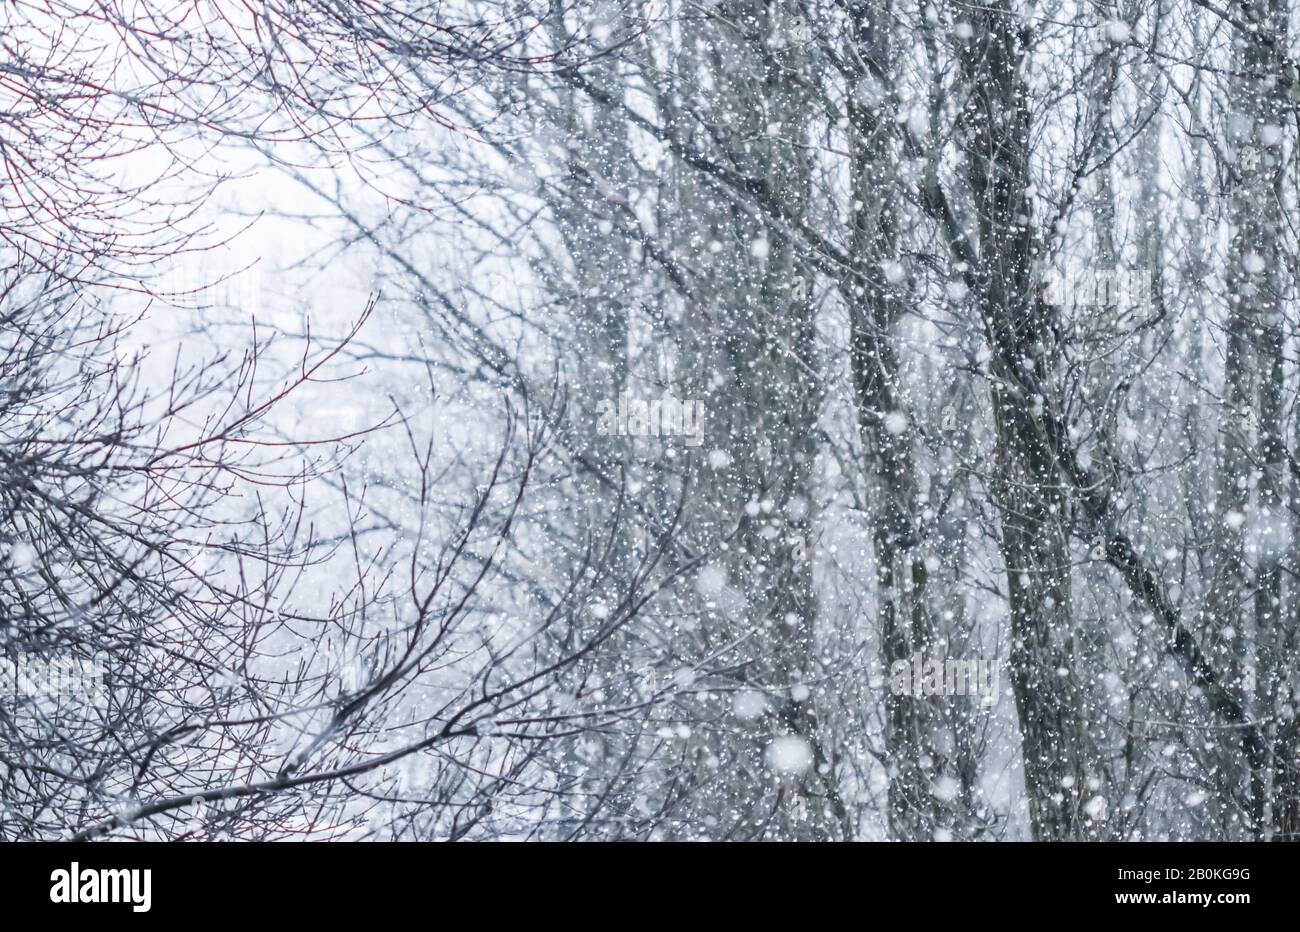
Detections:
[2, 0, 1299, 841]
